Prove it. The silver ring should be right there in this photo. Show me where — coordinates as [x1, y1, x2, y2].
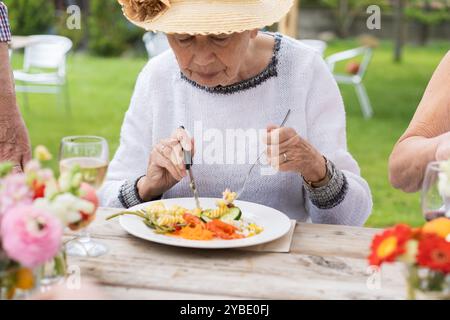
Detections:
[283, 153, 288, 163]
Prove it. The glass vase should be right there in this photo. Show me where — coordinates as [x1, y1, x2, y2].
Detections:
[40, 247, 68, 287]
[406, 265, 450, 300]
[0, 266, 40, 300]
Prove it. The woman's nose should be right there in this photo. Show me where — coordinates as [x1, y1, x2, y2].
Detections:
[192, 40, 216, 66]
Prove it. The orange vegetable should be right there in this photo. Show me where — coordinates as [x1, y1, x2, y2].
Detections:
[183, 213, 204, 226]
[174, 214, 243, 240]
[178, 224, 214, 240]
[207, 220, 237, 233]
[206, 220, 243, 240]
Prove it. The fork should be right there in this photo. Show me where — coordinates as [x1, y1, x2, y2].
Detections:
[235, 109, 292, 199]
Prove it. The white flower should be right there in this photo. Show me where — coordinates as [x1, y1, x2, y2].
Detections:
[58, 170, 82, 193]
[58, 171, 72, 192]
[44, 179, 59, 199]
[34, 193, 95, 226]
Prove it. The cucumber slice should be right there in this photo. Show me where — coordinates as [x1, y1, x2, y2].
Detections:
[220, 207, 242, 221]
[200, 211, 213, 223]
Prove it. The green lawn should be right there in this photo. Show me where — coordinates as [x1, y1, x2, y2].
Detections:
[11, 40, 449, 227]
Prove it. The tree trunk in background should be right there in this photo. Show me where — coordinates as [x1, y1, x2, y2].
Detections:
[80, 0, 89, 50]
[394, 0, 405, 63]
[278, 0, 299, 38]
[338, 0, 350, 38]
[418, 23, 430, 46]
[418, 1, 432, 46]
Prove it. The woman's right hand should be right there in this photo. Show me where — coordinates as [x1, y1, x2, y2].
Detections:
[137, 128, 194, 201]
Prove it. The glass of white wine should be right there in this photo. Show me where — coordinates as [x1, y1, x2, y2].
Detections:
[59, 136, 109, 257]
[421, 161, 450, 221]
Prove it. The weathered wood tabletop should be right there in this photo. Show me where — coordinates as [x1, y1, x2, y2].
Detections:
[67, 208, 407, 300]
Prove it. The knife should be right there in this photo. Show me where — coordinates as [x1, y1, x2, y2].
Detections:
[180, 126, 201, 209]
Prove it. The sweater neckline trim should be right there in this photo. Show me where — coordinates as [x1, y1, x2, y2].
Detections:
[180, 32, 282, 95]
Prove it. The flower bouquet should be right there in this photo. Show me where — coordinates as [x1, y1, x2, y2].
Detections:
[0, 146, 99, 299]
[368, 218, 450, 299]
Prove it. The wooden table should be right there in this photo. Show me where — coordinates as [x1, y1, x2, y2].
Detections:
[67, 208, 407, 300]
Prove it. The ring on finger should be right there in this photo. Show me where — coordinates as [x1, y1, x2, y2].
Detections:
[283, 153, 288, 163]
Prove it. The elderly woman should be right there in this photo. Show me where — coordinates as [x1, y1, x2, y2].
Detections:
[99, 0, 372, 226]
[389, 51, 450, 192]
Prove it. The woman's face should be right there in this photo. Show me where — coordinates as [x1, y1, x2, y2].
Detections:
[167, 30, 258, 87]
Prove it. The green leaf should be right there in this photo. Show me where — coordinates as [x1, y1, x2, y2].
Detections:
[0, 162, 14, 178]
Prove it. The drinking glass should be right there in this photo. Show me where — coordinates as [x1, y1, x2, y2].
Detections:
[421, 161, 450, 221]
[59, 136, 109, 257]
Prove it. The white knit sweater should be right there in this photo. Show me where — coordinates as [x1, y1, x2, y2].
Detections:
[99, 32, 372, 226]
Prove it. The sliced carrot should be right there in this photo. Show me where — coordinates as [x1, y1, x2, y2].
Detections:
[183, 213, 204, 226]
[206, 220, 237, 234]
[178, 224, 214, 240]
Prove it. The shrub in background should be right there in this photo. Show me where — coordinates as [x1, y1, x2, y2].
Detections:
[320, 0, 390, 38]
[4, 0, 55, 35]
[88, 0, 143, 56]
[405, 0, 450, 45]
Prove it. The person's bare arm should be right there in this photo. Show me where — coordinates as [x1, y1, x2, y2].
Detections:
[389, 51, 450, 192]
[0, 3, 31, 171]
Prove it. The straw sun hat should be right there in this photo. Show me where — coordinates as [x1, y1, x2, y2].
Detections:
[118, 0, 294, 35]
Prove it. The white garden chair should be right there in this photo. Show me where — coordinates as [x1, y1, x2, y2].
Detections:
[300, 39, 327, 56]
[143, 31, 170, 59]
[13, 35, 73, 112]
[325, 46, 374, 119]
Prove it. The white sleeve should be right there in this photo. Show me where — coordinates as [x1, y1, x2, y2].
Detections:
[98, 65, 153, 208]
[304, 53, 373, 226]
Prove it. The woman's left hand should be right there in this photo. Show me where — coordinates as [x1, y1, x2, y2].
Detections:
[264, 125, 327, 183]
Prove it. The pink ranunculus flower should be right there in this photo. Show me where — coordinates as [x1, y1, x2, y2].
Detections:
[0, 174, 34, 217]
[1, 205, 63, 268]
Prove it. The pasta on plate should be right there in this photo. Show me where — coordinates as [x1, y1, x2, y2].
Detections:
[107, 189, 263, 240]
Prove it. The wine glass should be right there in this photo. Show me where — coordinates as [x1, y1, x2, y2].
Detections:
[59, 136, 109, 257]
[421, 161, 450, 221]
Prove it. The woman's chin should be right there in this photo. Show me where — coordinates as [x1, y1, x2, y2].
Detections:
[193, 74, 224, 88]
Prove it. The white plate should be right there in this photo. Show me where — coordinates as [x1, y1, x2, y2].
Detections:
[119, 198, 291, 249]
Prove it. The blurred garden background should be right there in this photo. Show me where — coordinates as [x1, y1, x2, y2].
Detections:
[4, 0, 450, 227]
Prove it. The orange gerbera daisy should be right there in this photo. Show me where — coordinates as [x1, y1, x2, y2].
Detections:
[417, 234, 450, 274]
[422, 217, 450, 239]
[368, 224, 413, 266]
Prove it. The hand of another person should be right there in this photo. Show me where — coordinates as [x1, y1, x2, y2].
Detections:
[435, 132, 450, 161]
[264, 125, 326, 183]
[0, 43, 32, 173]
[137, 128, 195, 201]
